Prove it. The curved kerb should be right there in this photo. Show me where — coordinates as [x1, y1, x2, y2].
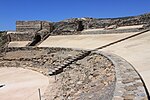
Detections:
[95, 51, 150, 100]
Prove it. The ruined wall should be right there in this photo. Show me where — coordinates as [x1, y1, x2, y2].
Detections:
[54, 13, 150, 32]
[0, 31, 8, 47]
[7, 32, 35, 41]
[16, 21, 54, 33]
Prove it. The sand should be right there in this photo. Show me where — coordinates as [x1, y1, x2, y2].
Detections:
[0, 67, 49, 100]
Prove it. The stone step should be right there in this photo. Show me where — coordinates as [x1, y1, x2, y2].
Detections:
[48, 51, 91, 76]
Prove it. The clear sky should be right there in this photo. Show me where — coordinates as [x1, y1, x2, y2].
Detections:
[0, 0, 150, 31]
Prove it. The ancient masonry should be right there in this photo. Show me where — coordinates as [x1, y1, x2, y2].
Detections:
[16, 21, 54, 32]
[0, 13, 150, 99]
[4, 13, 149, 45]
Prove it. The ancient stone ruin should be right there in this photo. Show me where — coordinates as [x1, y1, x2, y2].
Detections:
[16, 21, 54, 33]
[0, 13, 150, 100]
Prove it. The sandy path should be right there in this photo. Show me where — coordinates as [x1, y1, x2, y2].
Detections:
[0, 67, 49, 100]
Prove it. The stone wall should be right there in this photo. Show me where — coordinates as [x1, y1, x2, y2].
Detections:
[7, 32, 35, 41]
[15, 13, 150, 36]
[7, 30, 50, 42]
[0, 47, 83, 75]
[0, 31, 8, 47]
[0, 47, 116, 100]
[2, 47, 82, 54]
[53, 13, 150, 32]
[100, 52, 149, 100]
[16, 21, 54, 33]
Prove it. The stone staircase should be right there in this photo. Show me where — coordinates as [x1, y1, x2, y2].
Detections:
[48, 50, 91, 75]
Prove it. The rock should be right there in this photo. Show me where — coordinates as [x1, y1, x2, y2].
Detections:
[124, 85, 137, 91]
[122, 78, 135, 84]
[123, 94, 135, 100]
[77, 81, 82, 85]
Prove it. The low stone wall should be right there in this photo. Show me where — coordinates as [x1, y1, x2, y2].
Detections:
[0, 47, 116, 100]
[3, 47, 81, 53]
[7, 32, 35, 41]
[81, 28, 141, 34]
[7, 31, 52, 45]
[0, 47, 83, 75]
[99, 51, 149, 100]
[0, 32, 8, 44]
[48, 28, 141, 36]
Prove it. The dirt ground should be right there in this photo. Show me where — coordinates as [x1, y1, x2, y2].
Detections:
[0, 67, 49, 100]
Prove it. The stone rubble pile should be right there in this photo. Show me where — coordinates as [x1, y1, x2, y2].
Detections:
[44, 53, 116, 100]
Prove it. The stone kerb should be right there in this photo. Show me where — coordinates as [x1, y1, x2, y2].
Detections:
[97, 51, 149, 100]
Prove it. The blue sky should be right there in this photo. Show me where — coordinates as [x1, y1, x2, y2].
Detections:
[0, 0, 150, 30]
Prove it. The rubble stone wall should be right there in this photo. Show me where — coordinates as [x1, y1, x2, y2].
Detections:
[8, 32, 35, 41]
[54, 13, 150, 32]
